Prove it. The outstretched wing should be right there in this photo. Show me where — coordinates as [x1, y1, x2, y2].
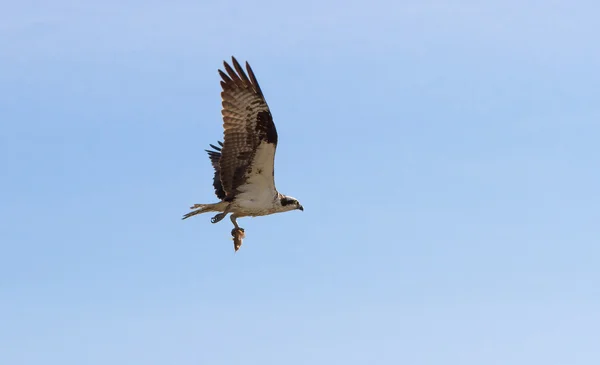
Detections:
[205, 141, 226, 200]
[218, 56, 278, 200]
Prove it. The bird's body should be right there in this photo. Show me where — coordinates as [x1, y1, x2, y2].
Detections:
[183, 57, 303, 250]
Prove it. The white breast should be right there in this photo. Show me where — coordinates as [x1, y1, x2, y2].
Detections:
[233, 143, 278, 215]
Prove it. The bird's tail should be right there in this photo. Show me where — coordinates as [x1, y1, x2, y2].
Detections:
[182, 203, 222, 220]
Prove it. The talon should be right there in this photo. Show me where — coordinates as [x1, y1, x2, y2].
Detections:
[211, 212, 226, 224]
[231, 227, 245, 236]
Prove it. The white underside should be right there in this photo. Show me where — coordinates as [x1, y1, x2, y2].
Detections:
[230, 143, 279, 217]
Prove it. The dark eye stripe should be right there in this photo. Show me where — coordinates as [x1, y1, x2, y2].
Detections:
[280, 197, 296, 206]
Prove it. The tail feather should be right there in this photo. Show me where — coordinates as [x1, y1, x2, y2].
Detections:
[182, 203, 220, 220]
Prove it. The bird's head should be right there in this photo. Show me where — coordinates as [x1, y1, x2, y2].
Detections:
[278, 195, 304, 212]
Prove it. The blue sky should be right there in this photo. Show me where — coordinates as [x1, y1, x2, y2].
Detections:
[1, 1, 599, 364]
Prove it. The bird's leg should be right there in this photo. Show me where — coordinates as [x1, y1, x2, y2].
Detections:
[230, 214, 240, 230]
[230, 215, 245, 235]
[210, 204, 231, 224]
[230, 214, 245, 252]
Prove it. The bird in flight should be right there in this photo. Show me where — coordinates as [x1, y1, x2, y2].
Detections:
[182, 57, 304, 251]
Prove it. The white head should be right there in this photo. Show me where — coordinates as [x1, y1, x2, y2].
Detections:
[277, 195, 304, 212]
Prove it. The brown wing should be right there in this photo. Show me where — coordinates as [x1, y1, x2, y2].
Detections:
[205, 141, 226, 200]
[218, 56, 278, 199]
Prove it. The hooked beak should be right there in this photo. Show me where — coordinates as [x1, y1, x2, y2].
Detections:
[298, 205, 304, 211]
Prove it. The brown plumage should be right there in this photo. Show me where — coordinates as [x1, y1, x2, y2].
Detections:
[183, 57, 303, 251]
[216, 57, 278, 201]
[205, 141, 226, 200]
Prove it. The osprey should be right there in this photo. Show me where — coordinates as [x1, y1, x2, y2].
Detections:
[182, 56, 303, 250]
